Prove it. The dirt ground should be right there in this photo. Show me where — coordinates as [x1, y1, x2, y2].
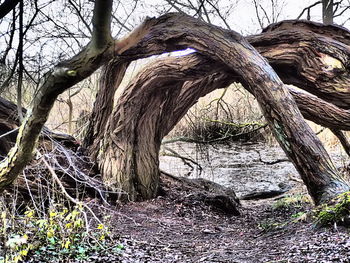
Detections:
[86, 175, 350, 263]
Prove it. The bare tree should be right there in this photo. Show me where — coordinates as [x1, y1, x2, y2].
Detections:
[252, 0, 286, 30]
[84, 15, 350, 204]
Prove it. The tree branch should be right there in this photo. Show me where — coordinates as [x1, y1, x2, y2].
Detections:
[0, 0, 20, 19]
[91, 0, 113, 49]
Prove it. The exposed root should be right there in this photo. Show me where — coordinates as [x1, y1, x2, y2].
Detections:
[160, 171, 241, 216]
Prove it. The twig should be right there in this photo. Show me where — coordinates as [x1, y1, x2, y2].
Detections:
[297, 1, 322, 20]
[40, 153, 102, 225]
[0, 127, 19, 139]
[162, 146, 202, 172]
[254, 149, 289, 165]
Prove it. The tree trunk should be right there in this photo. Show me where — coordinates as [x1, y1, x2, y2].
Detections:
[83, 59, 130, 160]
[322, 0, 334, 25]
[96, 55, 230, 200]
[91, 13, 350, 204]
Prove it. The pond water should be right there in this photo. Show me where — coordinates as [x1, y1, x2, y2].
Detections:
[159, 142, 349, 198]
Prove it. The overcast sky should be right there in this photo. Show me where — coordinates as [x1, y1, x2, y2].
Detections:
[1, 0, 349, 74]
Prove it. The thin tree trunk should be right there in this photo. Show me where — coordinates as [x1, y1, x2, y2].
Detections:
[322, 0, 334, 25]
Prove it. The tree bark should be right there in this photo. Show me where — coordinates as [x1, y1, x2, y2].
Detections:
[83, 59, 130, 160]
[92, 13, 350, 204]
[322, 0, 334, 25]
[96, 55, 230, 200]
[248, 20, 350, 109]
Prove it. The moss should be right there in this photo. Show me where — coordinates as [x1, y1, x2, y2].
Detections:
[314, 191, 350, 226]
[273, 120, 291, 152]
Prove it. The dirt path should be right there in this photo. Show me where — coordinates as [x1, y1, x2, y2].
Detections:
[102, 176, 350, 263]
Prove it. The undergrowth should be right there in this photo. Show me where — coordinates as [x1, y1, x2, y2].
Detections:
[0, 143, 123, 262]
[273, 194, 311, 211]
[0, 202, 122, 263]
[314, 191, 350, 227]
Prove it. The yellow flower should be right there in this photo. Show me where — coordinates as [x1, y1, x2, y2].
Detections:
[24, 210, 34, 218]
[62, 240, 71, 249]
[74, 219, 83, 228]
[47, 228, 55, 238]
[49, 211, 57, 218]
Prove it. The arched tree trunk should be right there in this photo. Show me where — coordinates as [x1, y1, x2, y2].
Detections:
[95, 55, 232, 200]
[88, 13, 350, 204]
[249, 20, 350, 109]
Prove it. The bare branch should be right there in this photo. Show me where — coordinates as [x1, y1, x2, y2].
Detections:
[67, 0, 92, 36]
[297, 1, 322, 20]
[0, 0, 20, 19]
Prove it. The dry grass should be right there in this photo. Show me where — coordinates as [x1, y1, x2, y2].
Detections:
[169, 83, 269, 142]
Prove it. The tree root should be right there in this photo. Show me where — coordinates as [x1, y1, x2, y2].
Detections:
[160, 171, 240, 216]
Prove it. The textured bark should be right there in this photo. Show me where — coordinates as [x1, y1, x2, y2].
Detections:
[248, 20, 350, 109]
[83, 59, 130, 159]
[97, 55, 230, 200]
[93, 13, 350, 203]
[291, 88, 350, 130]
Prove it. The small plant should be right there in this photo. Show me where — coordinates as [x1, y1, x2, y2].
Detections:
[1, 204, 121, 262]
[273, 194, 310, 210]
[257, 220, 284, 232]
[314, 191, 350, 226]
[291, 211, 306, 219]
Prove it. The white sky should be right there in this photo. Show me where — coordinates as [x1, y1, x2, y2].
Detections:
[0, 0, 349, 73]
